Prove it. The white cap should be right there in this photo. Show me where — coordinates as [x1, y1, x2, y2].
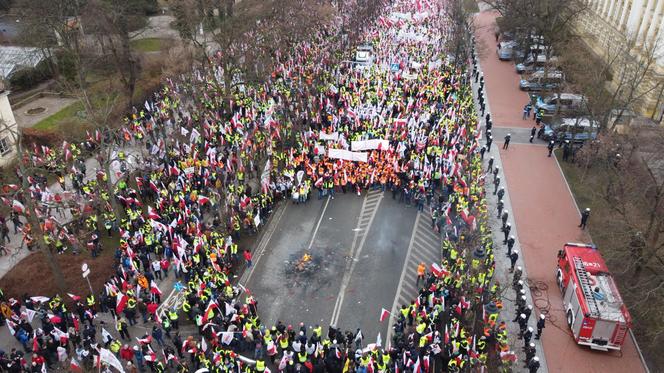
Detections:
[508, 133, 511, 136]
[534, 357, 540, 362]
[527, 305, 533, 310]
[518, 280, 523, 285]
[513, 250, 519, 255]
[517, 266, 522, 271]
[540, 314, 546, 319]
[504, 210, 508, 214]
[528, 327, 533, 332]
[521, 295, 527, 300]
[586, 208, 591, 211]
[520, 314, 526, 319]
[333, 340, 337, 344]
[510, 235, 515, 239]
[529, 342, 535, 348]
[499, 199, 504, 203]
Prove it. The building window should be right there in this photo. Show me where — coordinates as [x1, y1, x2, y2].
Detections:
[0, 137, 11, 155]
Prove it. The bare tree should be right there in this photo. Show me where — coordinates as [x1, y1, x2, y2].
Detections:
[82, 0, 147, 109]
[0, 120, 69, 294]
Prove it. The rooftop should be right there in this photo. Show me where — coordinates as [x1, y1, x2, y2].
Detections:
[0, 46, 47, 80]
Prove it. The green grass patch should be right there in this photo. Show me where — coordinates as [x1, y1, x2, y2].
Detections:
[32, 101, 84, 131]
[130, 37, 166, 52]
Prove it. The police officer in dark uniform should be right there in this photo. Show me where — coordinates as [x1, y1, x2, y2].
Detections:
[497, 199, 504, 218]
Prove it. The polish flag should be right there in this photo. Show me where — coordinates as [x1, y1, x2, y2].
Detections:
[70, 358, 82, 372]
[413, 357, 421, 373]
[11, 200, 25, 213]
[197, 195, 210, 205]
[423, 355, 430, 373]
[379, 308, 390, 322]
[116, 293, 128, 314]
[430, 263, 449, 278]
[67, 293, 81, 301]
[202, 300, 218, 323]
[136, 335, 152, 345]
[150, 281, 162, 295]
[148, 206, 161, 220]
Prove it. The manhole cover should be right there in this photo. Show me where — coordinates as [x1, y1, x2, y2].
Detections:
[26, 107, 46, 115]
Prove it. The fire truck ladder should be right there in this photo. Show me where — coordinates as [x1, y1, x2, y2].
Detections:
[572, 256, 600, 317]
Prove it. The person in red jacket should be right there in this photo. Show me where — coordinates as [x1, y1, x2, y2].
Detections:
[243, 250, 253, 268]
[120, 344, 135, 362]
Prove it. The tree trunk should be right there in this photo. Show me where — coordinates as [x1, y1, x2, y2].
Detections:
[19, 165, 68, 295]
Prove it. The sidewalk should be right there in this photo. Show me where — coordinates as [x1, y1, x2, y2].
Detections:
[0, 144, 146, 279]
[472, 3, 648, 373]
[469, 49, 549, 373]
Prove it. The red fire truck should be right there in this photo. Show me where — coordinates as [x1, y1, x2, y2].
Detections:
[556, 243, 632, 351]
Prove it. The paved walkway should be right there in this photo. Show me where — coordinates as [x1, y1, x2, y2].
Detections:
[130, 15, 180, 40]
[473, 7, 531, 129]
[14, 96, 78, 128]
[0, 141, 149, 279]
[473, 3, 648, 373]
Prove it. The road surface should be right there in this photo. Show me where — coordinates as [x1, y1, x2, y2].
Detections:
[243, 189, 440, 344]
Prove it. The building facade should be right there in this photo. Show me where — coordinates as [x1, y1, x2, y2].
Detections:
[0, 88, 18, 167]
[579, 0, 664, 121]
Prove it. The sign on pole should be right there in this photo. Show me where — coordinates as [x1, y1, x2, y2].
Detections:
[81, 263, 90, 278]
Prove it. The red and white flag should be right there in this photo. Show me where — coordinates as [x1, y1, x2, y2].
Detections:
[70, 358, 82, 372]
[115, 293, 128, 314]
[150, 281, 162, 295]
[379, 308, 390, 322]
[11, 200, 24, 213]
[430, 263, 449, 278]
[148, 206, 161, 220]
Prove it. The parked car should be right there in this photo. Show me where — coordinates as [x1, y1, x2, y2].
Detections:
[516, 55, 558, 74]
[497, 41, 523, 60]
[542, 117, 598, 143]
[535, 93, 587, 115]
[519, 71, 564, 91]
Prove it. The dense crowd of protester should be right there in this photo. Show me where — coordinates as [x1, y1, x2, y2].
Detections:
[0, 0, 517, 372]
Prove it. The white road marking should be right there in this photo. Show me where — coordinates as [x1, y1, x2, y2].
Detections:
[242, 202, 289, 284]
[307, 196, 332, 251]
[386, 213, 421, 343]
[330, 192, 384, 326]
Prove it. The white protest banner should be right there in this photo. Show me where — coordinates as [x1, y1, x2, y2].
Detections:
[319, 131, 339, 141]
[99, 348, 125, 373]
[184, 167, 195, 175]
[351, 139, 390, 151]
[327, 149, 368, 163]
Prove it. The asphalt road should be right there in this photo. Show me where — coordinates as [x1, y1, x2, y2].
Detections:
[245, 189, 420, 343]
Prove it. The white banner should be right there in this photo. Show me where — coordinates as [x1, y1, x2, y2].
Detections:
[328, 149, 368, 162]
[319, 131, 339, 141]
[351, 139, 390, 151]
[99, 348, 125, 373]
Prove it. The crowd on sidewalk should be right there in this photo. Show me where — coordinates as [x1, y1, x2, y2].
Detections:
[0, 0, 520, 372]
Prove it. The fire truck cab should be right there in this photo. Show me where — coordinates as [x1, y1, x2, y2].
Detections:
[556, 243, 632, 351]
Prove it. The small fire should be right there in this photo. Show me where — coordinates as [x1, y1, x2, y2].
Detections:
[295, 252, 312, 271]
